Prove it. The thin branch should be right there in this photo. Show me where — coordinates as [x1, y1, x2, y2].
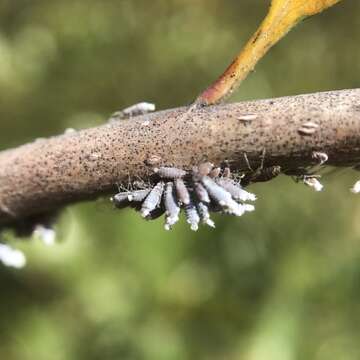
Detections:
[195, 0, 343, 105]
[1, 88, 360, 228]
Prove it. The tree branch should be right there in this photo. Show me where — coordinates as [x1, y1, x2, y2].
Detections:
[1, 88, 360, 228]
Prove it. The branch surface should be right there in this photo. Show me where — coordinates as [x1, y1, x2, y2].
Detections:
[1, 89, 360, 227]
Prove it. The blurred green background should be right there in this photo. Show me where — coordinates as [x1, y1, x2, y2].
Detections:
[1, 1, 360, 359]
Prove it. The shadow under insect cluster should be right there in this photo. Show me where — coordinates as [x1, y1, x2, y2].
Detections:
[111, 163, 257, 231]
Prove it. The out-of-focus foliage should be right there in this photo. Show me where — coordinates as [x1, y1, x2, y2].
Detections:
[1, 1, 360, 359]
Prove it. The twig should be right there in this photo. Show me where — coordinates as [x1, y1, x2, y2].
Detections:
[0, 88, 360, 227]
[195, 0, 343, 105]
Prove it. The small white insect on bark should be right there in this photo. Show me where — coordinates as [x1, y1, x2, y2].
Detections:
[243, 204, 255, 212]
[64, 128, 77, 134]
[112, 189, 151, 207]
[201, 176, 233, 207]
[297, 121, 319, 136]
[302, 176, 324, 192]
[224, 199, 249, 216]
[154, 167, 187, 179]
[111, 192, 131, 208]
[196, 202, 215, 228]
[140, 181, 164, 217]
[237, 114, 258, 122]
[164, 182, 181, 230]
[184, 201, 200, 231]
[216, 178, 256, 202]
[312, 151, 328, 165]
[193, 182, 211, 203]
[145, 154, 162, 166]
[175, 179, 190, 205]
[128, 189, 151, 202]
[110, 102, 156, 120]
[209, 167, 221, 178]
[196, 162, 214, 177]
[202, 176, 254, 216]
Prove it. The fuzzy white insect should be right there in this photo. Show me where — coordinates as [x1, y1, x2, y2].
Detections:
[193, 182, 211, 203]
[128, 189, 151, 202]
[202, 176, 254, 216]
[111, 193, 130, 208]
[224, 202, 246, 216]
[312, 151, 328, 165]
[141, 181, 164, 217]
[112, 189, 151, 207]
[0, 243, 26, 268]
[154, 167, 187, 179]
[64, 128, 77, 134]
[243, 204, 255, 212]
[201, 176, 233, 207]
[145, 154, 162, 166]
[196, 202, 215, 228]
[222, 201, 255, 217]
[237, 114, 258, 122]
[132, 179, 149, 189]
[216, 178, 256, 202]
[164, 182, 181, 230]
[33, 225, 56, 246]
[175, 179, 190, 205]
[302, 176, 323, 191]
[350, 180, 360, 194]
[197, 162, 214, 177]
[209, 167, 221, 178]
[184, 201, 200, 231]
[115, 102, 156, 119]
[297, 121, 319, 136]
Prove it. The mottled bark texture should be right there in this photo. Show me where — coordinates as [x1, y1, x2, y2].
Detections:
[1, 89, 360, 227]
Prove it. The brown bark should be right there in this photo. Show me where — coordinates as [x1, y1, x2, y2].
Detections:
[1, 89, 360, 227]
